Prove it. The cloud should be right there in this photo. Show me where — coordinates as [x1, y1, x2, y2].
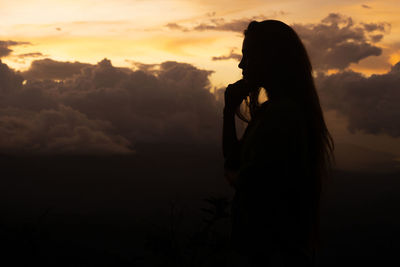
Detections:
[0, 59, 24, 94]
[362, 4, 371, 9]
[0, 40, 31, 58]
[17, 52, 45, 59]
[193, 17, 256, 32]
[167, 13, 389, 71]
[165, 23, 189, 32]
[165, 13, 286, 33]
[22, 58, 92, 80]
[0, 47, 12, 58]
[293, 13, 389, 70]
[126, 60, 160, 72]
[0, 105, 131, 155]
[211, 50, 241, 61]
[316, 61, 400, 137]
[0, 58, 222, 154]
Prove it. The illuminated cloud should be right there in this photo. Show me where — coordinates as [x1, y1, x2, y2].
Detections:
[211, 50, 241, 61]
[193, 17, 257, 32]
[126, 60, 160, 72]
[165, 14, 283, 33]
[165, 23, 189, 32]
[0, 40, 31, 58]
[22, 58, 92, 80]
[17, 52, 45, 59]
[316, 61, 400, 137]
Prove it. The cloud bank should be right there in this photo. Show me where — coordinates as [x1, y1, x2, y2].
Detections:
[0, 58, 222, 154]
[2, 53, 399, 154]
[316, 62, 400, 137]
[0, 13, 398, 154]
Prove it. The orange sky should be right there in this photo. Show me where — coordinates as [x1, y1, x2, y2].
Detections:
[1, 0, 400, 87]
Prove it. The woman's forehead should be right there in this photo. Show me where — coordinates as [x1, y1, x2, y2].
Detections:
[242, 37, 261, 53]
[242, 38, 252, 52]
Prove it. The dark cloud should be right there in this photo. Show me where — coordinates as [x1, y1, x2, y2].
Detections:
[211, 50, 241, 61]
[316, 61, 400, 137]
[0, 105, 131, 155]
[0, 47, 12, 58]
[165, 23, 189, 32]
[0, 60, 24, 94]
[362, 4, 371, 9]
[370, 34, 384, 43]
[22, 58, 92, 80]
[361, 22, 390, 33]
[17, 52, 45, 59]
[293, 13, 389, 70]
[0, 58, 222, 154]
[167, 13, 389, 71]
[0, 40, 31, 58]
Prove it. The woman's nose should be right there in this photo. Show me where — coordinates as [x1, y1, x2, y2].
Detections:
[238, 58, 244, 69]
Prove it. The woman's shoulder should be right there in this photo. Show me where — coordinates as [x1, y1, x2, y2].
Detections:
[258, 98, 304, 125]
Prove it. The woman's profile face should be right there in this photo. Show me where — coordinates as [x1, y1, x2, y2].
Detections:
[238, 37, 264, 88]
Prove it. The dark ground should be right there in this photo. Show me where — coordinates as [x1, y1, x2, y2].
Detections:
[1, 143, 399, 266]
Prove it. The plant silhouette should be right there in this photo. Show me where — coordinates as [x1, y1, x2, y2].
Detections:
[143, 196, 232, 267]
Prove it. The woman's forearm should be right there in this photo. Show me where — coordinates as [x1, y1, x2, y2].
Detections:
[222, 106, 239, 159]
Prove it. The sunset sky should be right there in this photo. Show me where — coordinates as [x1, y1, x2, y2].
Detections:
[1, 0, 400, 165]
[2, 0, 400, 84]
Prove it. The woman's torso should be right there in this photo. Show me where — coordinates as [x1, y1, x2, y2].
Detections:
[230, 98, 315, 265]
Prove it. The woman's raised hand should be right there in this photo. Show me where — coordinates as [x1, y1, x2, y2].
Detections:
[224, 79, 250, 113]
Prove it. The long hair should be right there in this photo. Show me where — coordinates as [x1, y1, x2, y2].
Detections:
[238, 20, 335, 248]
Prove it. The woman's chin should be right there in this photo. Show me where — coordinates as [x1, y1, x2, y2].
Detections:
[243, 75, 252, 84]
[243, 76, 259, 89]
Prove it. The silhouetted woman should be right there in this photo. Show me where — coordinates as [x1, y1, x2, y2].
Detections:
[223, 20, 334, 266]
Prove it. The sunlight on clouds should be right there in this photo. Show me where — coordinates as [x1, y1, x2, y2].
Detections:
[1, 0, 400, 164]
[2, 34, 242, 86]
[1, 0, 400, 87]
[389, 53, 400, 65]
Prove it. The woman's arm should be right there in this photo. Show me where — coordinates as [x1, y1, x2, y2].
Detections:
[222, 107, 241, 187]
[222, 106, 239, 159]
[222, 80, 249, 187]
[222, 80, 249, 159]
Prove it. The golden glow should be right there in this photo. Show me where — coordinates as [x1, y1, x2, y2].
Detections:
[1, 0, 400, 86]
[389, 52, 400, 65]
